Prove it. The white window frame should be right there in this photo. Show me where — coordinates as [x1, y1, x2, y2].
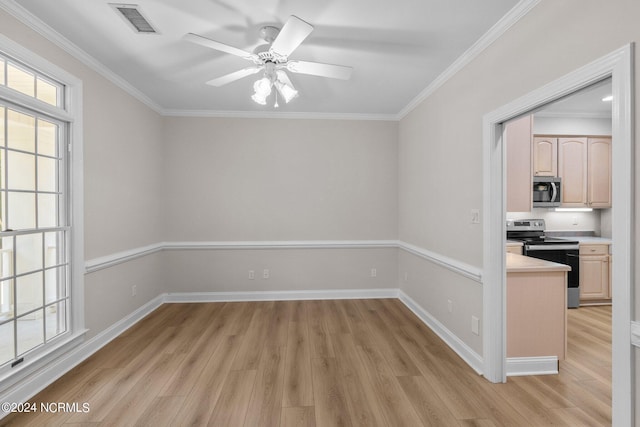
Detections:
[0, 33, 85, 392]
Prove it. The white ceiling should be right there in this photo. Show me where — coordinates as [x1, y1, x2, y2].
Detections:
[537, 78, 613, 118]
[12, 0, 523, 117]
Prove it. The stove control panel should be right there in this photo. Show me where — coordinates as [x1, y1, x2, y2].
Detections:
[506, 219, 545, 231]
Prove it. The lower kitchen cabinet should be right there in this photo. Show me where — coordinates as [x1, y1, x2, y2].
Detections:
[579, 243, 611, 302]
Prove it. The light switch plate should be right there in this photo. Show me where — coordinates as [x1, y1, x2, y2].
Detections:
[471, 209, 480, 224]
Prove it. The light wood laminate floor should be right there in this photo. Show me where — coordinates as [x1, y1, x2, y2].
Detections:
[1, 300, 611, 426]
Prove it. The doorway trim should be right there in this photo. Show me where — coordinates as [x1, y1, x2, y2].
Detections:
[482, 44, 634, 425]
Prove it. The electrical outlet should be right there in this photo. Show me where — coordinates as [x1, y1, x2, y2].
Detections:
[447, 299, 453, 313]
[249, 270, 255, 280]
[263, 269, 270, 279]
[472, 316, 480, 335]
[131, 285, 137, 297]
[371, 268, 377, 277]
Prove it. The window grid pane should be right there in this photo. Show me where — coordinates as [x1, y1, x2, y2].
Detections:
[0, 54, 63, 109]
[0, 79, 69, 369]
[7, 63, 35, 98]
[0, 59, 5, 86]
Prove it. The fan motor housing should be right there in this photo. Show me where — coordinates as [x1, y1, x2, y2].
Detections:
[259, 26, 280, 43]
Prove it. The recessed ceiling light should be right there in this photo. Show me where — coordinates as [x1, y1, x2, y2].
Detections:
[602, 95, 613, 102]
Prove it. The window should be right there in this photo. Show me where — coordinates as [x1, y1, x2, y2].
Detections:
[0, 47, 80, 379]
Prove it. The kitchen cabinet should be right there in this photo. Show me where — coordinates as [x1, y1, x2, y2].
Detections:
[587, 137, 612, 208]
[506, 244, 523, 255]
[535, 135, 612, 208]
[558, 137, 588, 206]
[506, 253, 568, 360]
[506, 115, 533, 212]
[579, 243, 611, 302]
[533, 136, 557, 177]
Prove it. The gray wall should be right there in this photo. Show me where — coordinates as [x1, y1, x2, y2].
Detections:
[161, 117, 399, 294]
[161, 117, 398, 242]
[0, 8, 166, 338]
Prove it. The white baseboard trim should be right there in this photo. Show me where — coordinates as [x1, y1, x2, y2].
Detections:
[506, 356, 559, 376]
[398, 290, 484, 375]
[165, 288, 399, 303]
[0, 295, 165, 418]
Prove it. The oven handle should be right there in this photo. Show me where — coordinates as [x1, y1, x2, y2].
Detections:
[525, 244, 579, 251]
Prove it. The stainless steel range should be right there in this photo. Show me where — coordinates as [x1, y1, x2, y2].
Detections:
[507, 219, 580, 308]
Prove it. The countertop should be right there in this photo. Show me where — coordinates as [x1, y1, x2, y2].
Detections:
[571, 236, 612, 245]
[506, 252, 572, 273]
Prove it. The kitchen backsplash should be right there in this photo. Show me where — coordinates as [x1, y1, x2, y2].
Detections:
[507, 209, 610, 237]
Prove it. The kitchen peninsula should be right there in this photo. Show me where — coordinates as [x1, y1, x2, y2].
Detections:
[506, 253, 570, 362]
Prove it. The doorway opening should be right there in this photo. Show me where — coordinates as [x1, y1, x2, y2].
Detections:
[482, 45, 634, 425]
[504, 77, 613, 411]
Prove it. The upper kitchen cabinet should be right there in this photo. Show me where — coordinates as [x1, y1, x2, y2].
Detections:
[587, 137, 612, 208]
[557, 136, 612, 208]
[558, 137, 588, 206]
[533, 137, 557, 176]
[506, 115, 533, 212]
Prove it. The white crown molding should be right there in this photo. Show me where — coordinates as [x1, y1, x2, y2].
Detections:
[1, 0, 539, 121]
[161, 109, 399, 121]
[397, 0, 541, 119]
[506, 356, 558, 376]
[0, 0, 164, 114]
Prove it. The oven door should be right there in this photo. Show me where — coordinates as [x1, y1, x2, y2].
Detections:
[524, 244, 580, 307]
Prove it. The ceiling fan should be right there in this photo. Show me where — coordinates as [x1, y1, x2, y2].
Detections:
[183, 15, 353, 106]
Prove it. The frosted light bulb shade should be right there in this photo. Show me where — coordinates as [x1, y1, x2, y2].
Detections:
[275, 81, 298, 103]
[253, 77, 272, 97]
[251, 93, 268, 105]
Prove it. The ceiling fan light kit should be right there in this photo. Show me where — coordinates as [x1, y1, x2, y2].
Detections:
[184, 15, 353, 107]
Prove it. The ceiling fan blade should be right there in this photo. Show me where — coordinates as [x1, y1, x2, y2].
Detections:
[286, 60, 353, 80]
[206, 66, 262, 87]
[269, 15, 313, 58]
[184, 33, 258, 62]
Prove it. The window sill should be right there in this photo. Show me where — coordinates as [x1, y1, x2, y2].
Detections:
[0, 330, 88, 400]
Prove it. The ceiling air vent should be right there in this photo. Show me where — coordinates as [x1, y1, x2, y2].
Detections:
[110, 4, 158, 34]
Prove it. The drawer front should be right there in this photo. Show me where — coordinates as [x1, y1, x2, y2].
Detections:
[579, 244, 609, 256]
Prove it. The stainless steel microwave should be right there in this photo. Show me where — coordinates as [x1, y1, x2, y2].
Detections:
[532, 176, 561, 207]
